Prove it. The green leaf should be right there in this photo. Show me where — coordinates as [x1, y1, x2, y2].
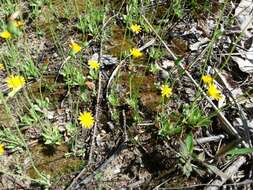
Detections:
[205, 164, 229, 179]
[183, 159, 192, 177]
[175, 57, 182, 66]
[197, 152, 205, 161]
[45, 140, 52, 145]
[226, 147, 253, 157]
[185, 132, 194, 154]
[69, 49, 77, 56]
[7, 21, 22, 36]
[168, 126, 182, 135]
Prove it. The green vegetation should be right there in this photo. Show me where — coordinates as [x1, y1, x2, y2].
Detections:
[0, 0, 252, 189]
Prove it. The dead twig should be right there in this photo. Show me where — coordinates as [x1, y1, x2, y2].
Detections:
[205, 156, 247, 190]
[75, 141, 128, 189]
[195, 135, 225, 144]
[87, 72, 102, 164]
[88, 14, 107, 165]
[55, 55, 71, 81]
[122, 109, 128, 142]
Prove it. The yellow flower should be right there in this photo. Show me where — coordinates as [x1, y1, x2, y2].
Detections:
[78, 111, 94, 129]
[14, 20, 24, 28]
[0, 63, 4, 70]
[0, 31, 11, 39]
[0, 144, 4, 155]
[161, 84, 172, 98]
[88, 60, 100, 70]
[6, 75, 25, 93]
[202, 75, 213, 85]
[130, 24, 142, 34]
[69, 41, 81, 53]
[207, 84, 222, 101]
[130, 48, 143, 58]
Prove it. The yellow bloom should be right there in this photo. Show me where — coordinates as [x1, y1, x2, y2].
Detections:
[0, 144, 4, 155]
[202, 75, 213, 85]
[88, 60, 100, 70]
[130, 48, 143, 58]
[0, 63, 4, 70]
[0, 31, 11, 39]
[69, 41, 81, 53]
[161, 84, 172, 98]
[78, 111, 94, 129]
[130, 24, 142, 34]
[207, 84, 222, 101]
[6, 75, 25, 92]
[14, 20, 24, 28]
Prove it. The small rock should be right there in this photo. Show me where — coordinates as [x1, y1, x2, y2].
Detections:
[231, 56, 253, 74]
[162, 59, 175, 69]
[91, 53, 118, 66]
[190, 37, 209, 51]
[159, 69, 169, 80]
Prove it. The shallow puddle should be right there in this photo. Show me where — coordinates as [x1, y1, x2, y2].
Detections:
[27, 75, 66, 106]
[117, 68, 161, 113]
[27, 144, 83, 179]
[105, 25, 134, 57]
[0, 104, 14, 127]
